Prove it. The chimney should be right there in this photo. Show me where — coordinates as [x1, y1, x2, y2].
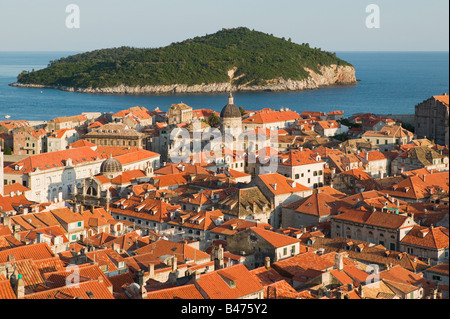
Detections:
[136, 270, 145, 287]
[194, 270, 201, 282]
[172, 256, 178, 272]
[337, 290, 345, 300]
[147, 263, 155, 279]
[264, 257, 271, 269]
[11, 274, 25, 299]
[335, 253, 344, 271]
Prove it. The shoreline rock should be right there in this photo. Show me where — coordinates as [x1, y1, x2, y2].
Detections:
[10, 65, 357, 95]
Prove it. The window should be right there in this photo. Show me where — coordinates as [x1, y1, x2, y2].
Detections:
[71, 235, 77, 240]
[77, 222, 82, 227]
[295, 174, 300, 179]
[407, 247, 414, 254]
[283, 247, 288, 255]
[390, 243, 396, 251]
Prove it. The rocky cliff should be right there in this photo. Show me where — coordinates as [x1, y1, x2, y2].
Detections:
[10, 64, 356, 94]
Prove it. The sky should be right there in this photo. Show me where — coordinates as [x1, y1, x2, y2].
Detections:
[0, 0, 448, 52]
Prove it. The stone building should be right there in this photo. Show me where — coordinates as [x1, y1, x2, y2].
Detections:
[391, 146, 449, 175]
[330, 207, 416, 252]
[13, 128, 47, 155]
[218, 186, 273, 224]
[362, 125, 415, 152]
[220, 92, 243, 151]
[226, 227, 302, 269]
[415, 94, 449, 146]
[83, 123, 146, 149]
[168, 103, 193, 125]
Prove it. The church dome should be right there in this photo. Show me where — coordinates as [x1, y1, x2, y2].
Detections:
[100, 157, 122, 174]
[220, 92, 241, 119]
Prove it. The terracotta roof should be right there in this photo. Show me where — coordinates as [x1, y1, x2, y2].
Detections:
[0, 277, 16, 299]
[69, 139, 97, 148]
[278, 149, 324, 167]
[108, 271, 135, 295]
[315, 120, 341, 130]
[134, 239, 209, 262]
[400, 226, 449, 250]
[0, 194, 35, 212]
[362, 125, 414, 139]
[359, 150, 389, 162]
[265, 280, 302, 299]
[272, 252, 354, 279]
[257, 173, 311, 195]
[425, 263, 449, 276]
[44, 263, 112, 289]
[152, 174, 189, 188]
[84, 249, 126, 274]
[103, 231, 150, 252]
[0, 242, 55, 263]
[145, 284, 204, 299]
[242, 109, 301, 124]
[18, 225, 69, 245]
[23, 280, 114, 299]
[434, 94, 449, 107]
[50, 114, 87, 123]
[4, 146, 105, 175]
[168, 210, 224, 232]
[154, 163, 213, 176]
[3, 183, 30, 195]
[382, 173, 449, 200]
[210, 218, 272, 236]
[283, 191, 343, 217]
[250, 227, 301, 248]
[111, 196, 181, 224]
[0, 258, 46, 289]
[332, 208, 412, 230]
[250, 266, 291, 287]
[379, 265, 425, 289]
[195, 263, 264, 299]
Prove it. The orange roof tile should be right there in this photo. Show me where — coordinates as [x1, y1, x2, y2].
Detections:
[195, 264, 264, 299]
[23, 279, 114, 299]
[243, 109, 301, 124]
[0, 242, 55, 263]
[250, 227, 301, 248]
[145, 284, 204, 299]
[400, 226, 449, 250]
[258, 173, 311, 195]
[434, 94, 449, 107]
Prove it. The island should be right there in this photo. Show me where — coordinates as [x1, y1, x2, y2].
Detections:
[11, 27, 357, 94]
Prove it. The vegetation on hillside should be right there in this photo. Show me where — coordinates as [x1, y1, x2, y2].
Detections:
[17, 27, 353, 89]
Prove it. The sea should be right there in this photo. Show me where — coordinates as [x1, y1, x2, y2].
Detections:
[0, 51, 448, 122]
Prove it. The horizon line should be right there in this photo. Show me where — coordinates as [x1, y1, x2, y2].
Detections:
[0, 50, 449, 53]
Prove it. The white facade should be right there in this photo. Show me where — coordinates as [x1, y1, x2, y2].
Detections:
[277, 161, 325, 189]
